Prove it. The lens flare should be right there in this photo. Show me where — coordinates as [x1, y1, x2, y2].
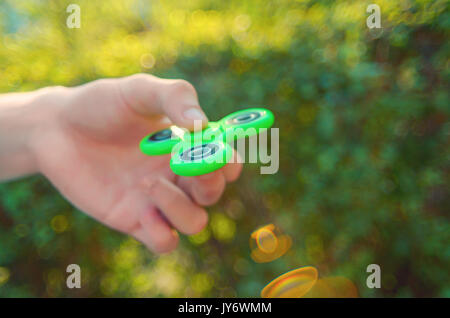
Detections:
[251, 224, 275, 239]
[261, 266, 318, 298]
[251, 235, 292, 263]
[250, 224, 291, 263]
[303, 276, 358, 298]
[256, 228, 278, 253]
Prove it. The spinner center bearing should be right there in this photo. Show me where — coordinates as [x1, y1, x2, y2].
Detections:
[225, 111, 261, 125]
[180, 144, 220, 161]
[149, 128, 173, 142]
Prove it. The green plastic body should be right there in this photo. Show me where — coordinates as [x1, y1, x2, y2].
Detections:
[139, 108, 274, 176]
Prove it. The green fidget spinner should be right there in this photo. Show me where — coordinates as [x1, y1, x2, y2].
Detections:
[139, 107, 274, 177]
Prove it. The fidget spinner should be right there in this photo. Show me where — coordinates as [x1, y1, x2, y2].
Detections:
[139, 108, 274, 176]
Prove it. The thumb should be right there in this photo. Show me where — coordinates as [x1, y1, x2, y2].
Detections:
[117, 74, 208, 130]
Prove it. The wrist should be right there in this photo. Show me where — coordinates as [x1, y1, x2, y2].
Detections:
[0, 86, 68, 181]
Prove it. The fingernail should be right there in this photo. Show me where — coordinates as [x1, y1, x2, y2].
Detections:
[183, 108, 207, 121]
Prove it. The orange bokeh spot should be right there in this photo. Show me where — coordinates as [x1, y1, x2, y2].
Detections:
[250, 224, 292, 263]
[256, 228, 278, 253]
[303, 276, 358, 298]
[261, 266, 318, 298]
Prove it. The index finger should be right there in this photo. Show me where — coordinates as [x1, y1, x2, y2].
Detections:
[117, 73, 208, 130]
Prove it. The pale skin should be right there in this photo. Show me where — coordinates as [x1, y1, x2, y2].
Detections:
[0, 74, 242, 254]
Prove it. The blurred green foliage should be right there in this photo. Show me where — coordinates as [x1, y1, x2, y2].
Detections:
[0, 0, 449, 297]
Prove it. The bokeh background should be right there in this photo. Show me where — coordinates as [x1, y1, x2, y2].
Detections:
[0, 0, 449, 297]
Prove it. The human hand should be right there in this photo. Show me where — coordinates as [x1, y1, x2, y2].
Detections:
[8, 74, 242, 253]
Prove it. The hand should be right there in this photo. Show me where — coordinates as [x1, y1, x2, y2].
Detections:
[9, 74, 242, 253]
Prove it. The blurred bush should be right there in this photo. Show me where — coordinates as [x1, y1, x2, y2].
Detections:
[0, 0, 448, 297]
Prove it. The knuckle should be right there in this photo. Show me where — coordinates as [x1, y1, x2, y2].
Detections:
[168, 79, 196, 95]
[196, 186, 223, 206]
[153, 233, 178, 254]
[185, 210, 208, 235]
[225, 163, 243, 183]
[118, 74, 159, 109]
[49, 85, 69, 94]
[126, 73, 153, 84]
[121, 74, 152, 93]
[195, 176, 225, 206]
[33, 85, 70, 105]
[143, 176, 165, 197]
[200, 194, 221, 206]
[92, 78, 115, 89]
[81, 79, 116, 97]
